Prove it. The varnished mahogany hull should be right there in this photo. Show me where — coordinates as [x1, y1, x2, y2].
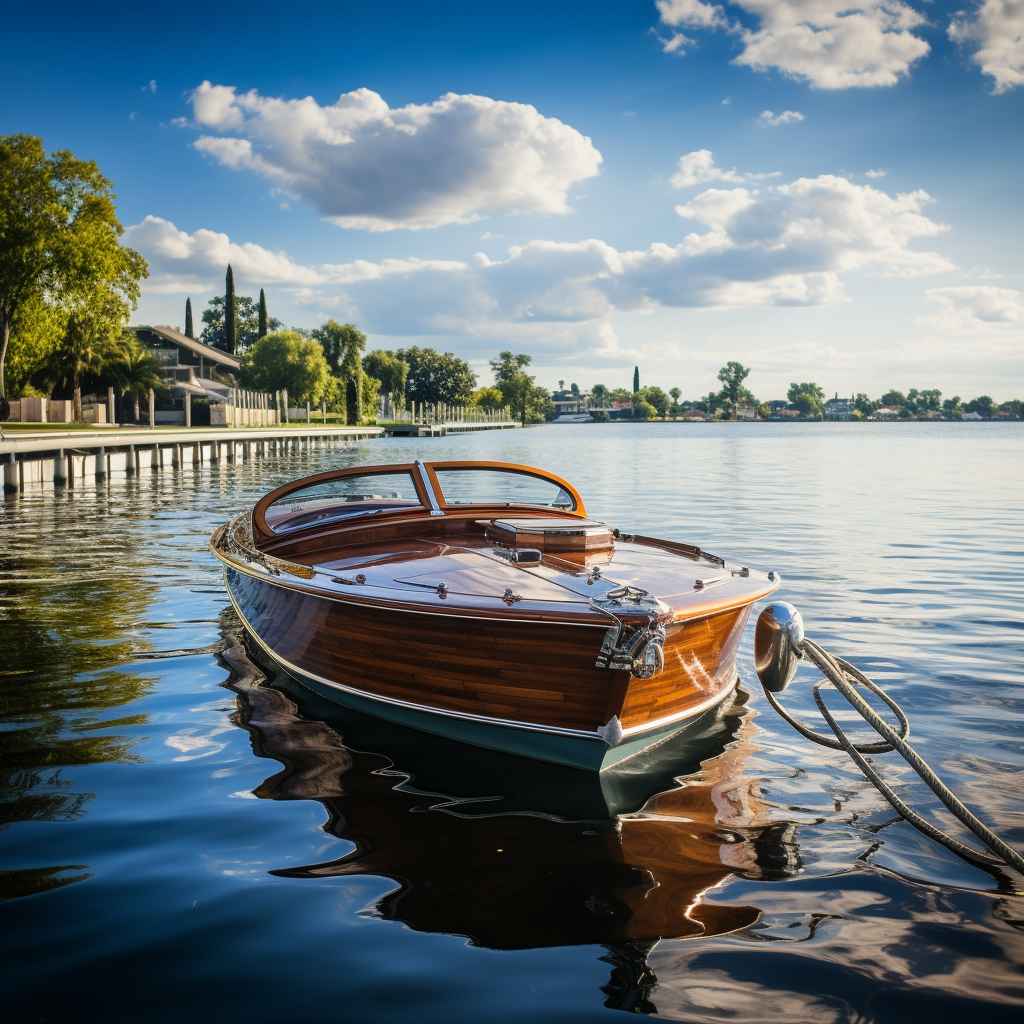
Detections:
[226, 567, 750, 770]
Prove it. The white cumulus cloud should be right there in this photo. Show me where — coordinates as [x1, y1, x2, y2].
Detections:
[758, 109, 805, 125]
[921, 286, 1024, 329]
[949, 0, 1024, 94]
[670, 150, 781, 187]
[122, 215, 322, 293]
[655, 0, 931, 88]
[670, 150, 746, 187]
[186, 82, 603, 231]
[128, 173, 952, 339]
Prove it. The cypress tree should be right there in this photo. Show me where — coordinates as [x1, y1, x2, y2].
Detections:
[184, 297, 194, 338]
[258, 288, 268, 338]
[633, 366, 640, 393]
[225, 265, 236, 354]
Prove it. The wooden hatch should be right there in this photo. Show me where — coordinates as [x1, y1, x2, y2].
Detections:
[486, 517, 614, 556]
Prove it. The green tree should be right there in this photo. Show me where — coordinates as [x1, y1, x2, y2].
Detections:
[238, 330, 333, 406]
[107, 334, 165, 422]
[854, 392, 877, 415]
[590, 383, 609, 409]
[942, 395, 962, 418]
[631, 394, 657, 420]
[717, 361, 752, 407]
[0, 134, 148, 397]
[362, 349, 409, 401]
[2, 291, 64, 397]
[314, 321, 367, 424]
[880, 389, 906, 408]
[489, 350, 535, 425]
[757, 402, 771, 419]
[316, 321, 366, 377]
[919, 388, 942, 411]
[787, 382, 825, 419]
[470, 385, 505, 410]
[669, 387, 681, 416]
[184, 297, 194, 338]
[258, 289, 268, 339]
[225, 264, 236, 355]
[361, 373, 382, 420]
[399, 346, 477, 405]
[49, 288, 136, 418]
[964, 395, 996, 418]
[532, 385, 556, 423]
[641, 385, 670, 417]
[610, 387, 633, 406]
[633, 366, 640, 393]
[201, 295, 280, 353]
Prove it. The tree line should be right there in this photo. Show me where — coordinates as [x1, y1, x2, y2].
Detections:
[591, 363, 1021, 420]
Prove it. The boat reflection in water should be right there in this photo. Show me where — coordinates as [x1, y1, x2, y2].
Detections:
[224, 645, 798, 1012]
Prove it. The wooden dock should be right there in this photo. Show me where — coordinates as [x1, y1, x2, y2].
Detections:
[0, 425, 383, 493]
[383, 421, 520, 437]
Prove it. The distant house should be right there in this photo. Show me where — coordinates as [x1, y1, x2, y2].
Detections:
[824, 396, 854, 421]
[127, 325, 244, 425]
[876, 406, 899, 419]
[778, 408, 802, 419]
[551, 384, 590, 419]
[129, 324, 241, 381]
[962, 411, 983, 421]
[735, 404, 757, 421]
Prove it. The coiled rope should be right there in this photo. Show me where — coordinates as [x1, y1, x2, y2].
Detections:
[763, 638, 1024, 875]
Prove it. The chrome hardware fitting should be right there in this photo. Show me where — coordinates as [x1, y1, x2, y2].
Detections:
[592, 586, 669, 677]
[768, 570, 776, 582]
[502, 588, 523, 606]
[511, 548, 542, 564]
[754, 601, 804, 693]
[436, 582, 448, 598]
[586, 565, 602, 585]
[332, 572, 367, 586]
[597, 715, 624, 747]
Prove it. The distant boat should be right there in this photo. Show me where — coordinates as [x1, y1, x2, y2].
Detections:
[551, 412, 594, 424]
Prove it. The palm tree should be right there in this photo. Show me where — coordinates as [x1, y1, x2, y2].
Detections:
[107, 335, 165, 422]
[590, 383, 609, 410]
[48, 317, 118, 420]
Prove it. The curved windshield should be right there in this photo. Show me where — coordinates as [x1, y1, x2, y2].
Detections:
[264, 472, 422, 534]
[434, 468, 576, 511]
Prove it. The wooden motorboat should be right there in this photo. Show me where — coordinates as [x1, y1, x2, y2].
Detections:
[210, 460, 780, 770]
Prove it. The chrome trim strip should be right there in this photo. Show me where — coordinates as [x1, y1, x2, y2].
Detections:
[415, 459, 444, 515]
[226, 574, 736, 743]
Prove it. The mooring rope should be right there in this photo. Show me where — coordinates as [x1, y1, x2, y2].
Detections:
[763, 638, 1024, 875]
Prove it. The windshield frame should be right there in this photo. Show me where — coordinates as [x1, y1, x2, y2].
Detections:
[424, 461, 584, 515]
[249, 460, 587, 545]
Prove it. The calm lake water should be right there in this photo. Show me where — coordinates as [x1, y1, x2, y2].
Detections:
[2, 422, 1023, 1023]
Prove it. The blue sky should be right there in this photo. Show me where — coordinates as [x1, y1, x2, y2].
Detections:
[5, 0, 1023, 400]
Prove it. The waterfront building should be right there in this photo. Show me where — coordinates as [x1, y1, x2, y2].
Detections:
[129, 324, 241, 381]
[551, 384, 589, 418]
[824, 396, 855, 421]
[127, 325, 247, 426]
